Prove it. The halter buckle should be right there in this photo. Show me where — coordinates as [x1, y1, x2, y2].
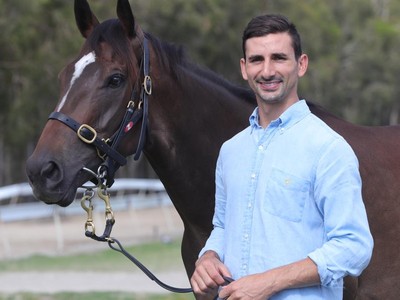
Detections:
[78, 124, 97, 144]
[143, 75, 152, 95]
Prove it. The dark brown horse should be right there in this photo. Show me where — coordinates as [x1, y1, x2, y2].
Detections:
[26, 0, 400, 298]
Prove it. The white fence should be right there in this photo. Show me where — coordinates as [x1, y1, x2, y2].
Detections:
[0, 178, 171, 222]
[0, 179, 184, 259]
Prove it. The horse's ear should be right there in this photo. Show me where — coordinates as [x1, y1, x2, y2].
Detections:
[74, 0, 99, 38]
[117, 0, 136, 38]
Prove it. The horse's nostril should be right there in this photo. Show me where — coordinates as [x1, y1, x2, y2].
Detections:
[41, 161, 63, 183]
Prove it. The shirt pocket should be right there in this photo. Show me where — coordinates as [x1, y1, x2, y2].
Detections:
[264, 168, 311, 222]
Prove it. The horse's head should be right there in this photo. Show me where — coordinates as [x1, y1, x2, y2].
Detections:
[26, 0, 147, 206]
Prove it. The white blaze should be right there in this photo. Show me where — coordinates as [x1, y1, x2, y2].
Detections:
[57, 51, 96, 111]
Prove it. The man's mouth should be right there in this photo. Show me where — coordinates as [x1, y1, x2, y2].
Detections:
[258, 79, 282, 91]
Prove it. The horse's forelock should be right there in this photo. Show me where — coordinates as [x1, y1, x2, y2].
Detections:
[88, 19, 137, 79]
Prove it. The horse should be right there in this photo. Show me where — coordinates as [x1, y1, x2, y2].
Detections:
[25, 0, 400, 299]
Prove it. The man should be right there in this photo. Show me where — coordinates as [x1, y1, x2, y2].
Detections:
[190, 14, 373, 299]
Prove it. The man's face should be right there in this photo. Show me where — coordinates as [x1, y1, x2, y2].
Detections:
[240, 32, 308, 106]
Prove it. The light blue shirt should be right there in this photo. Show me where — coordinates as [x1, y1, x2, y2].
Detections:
[200, 100, 373, 299]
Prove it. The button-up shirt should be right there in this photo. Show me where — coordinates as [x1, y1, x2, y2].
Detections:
[200, 100, 373, 299]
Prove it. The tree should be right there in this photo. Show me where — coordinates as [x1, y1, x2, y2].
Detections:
[1, 0, 400, 185]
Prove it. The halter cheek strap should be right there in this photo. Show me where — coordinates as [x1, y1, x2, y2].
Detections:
[135, 37, 151, 161]
[48, 111, 127, 167]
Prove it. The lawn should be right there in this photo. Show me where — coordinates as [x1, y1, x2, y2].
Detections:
[0, 240, 195, 300]
[0, 292, 194, 300]
[0, 240, 185, 272]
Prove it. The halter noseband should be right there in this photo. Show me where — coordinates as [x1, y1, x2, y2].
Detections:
[48, 38, 151, 187]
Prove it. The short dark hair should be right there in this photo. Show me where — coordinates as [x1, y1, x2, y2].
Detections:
[242, 14, 302, 61]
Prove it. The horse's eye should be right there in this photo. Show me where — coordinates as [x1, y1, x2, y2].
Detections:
[107, 74, 125, 88]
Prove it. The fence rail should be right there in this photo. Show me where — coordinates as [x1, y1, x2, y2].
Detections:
[0, 178, 170, 222]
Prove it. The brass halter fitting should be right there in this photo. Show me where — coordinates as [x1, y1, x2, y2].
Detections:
[80, 184, 115, 239]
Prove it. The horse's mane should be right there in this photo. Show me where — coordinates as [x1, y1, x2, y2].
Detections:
[87, 19, 256, 105]
[306, 100, 344, 121]
[145, 32, 256, 105]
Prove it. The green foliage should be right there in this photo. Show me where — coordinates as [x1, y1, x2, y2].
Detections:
[1, 0, 400, 184]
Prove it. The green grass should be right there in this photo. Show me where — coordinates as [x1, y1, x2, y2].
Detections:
[0, 240, 196, 299]
[0, 240, 185, 272]
[0, 292, 194, 300]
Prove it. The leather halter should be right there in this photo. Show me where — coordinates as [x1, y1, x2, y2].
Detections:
[49, 38, 151, 187]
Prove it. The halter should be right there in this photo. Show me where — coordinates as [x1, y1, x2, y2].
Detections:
[49, 38, 151, 187]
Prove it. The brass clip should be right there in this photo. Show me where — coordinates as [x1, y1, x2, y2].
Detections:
[97, 186, 114, 223]
[81, 189, 96, 234]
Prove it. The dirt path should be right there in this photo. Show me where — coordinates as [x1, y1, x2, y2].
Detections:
[0, 271, 191, 294]
[0, 205, 184, 259]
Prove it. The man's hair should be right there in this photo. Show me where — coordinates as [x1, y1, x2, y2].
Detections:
[242, 14, 302, 61]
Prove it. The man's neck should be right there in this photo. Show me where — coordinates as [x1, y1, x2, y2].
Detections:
[257, 99, 299, 128]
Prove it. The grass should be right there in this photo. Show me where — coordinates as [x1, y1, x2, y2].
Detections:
[0, 240, 185, 272]
[0, 239, 195, 299]
[0, 292, 194, 300]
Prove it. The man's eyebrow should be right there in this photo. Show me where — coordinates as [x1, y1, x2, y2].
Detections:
[272, 52, 289, 59]
[248, 54, 264, 62]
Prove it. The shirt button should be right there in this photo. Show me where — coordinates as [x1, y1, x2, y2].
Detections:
[248, 202, 252, 208]
[258, 145, 264, 151]
[242, 264, 247, 270]
[244, 233, 249, 240]
[251, 173, 256, 179]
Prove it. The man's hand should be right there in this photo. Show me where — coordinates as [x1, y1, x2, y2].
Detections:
[190, 250, 232, 299]
[218, 258, 320, 299]
[218, 272, 275, 300]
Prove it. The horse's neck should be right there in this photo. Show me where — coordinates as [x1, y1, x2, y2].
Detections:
[148, 63, 254, 156]
[144, 62, 254, 214]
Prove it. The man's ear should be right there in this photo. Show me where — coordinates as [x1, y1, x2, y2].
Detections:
[240, 58, 248, 81]
[297, 54, 308, 77]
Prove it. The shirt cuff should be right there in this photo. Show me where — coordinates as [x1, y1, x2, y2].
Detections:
[308, 252, 343, 287]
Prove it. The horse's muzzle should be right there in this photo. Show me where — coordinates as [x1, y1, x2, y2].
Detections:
[25, 156, 75, 206]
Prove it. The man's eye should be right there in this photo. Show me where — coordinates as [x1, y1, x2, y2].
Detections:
[248, 56, 263, 63]
[272, 54, 287, 61]
[107, 74, 125, 88]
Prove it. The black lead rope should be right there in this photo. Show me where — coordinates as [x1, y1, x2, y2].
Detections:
[107, 237, 193, 293]
[108, 234, 234, 297]
[80, 184, 193, 294]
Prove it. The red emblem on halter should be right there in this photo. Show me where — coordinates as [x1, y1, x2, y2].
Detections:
[124, 121, 134, 133]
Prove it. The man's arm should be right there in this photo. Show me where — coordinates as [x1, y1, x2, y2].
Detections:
[218, 257, 320, 300]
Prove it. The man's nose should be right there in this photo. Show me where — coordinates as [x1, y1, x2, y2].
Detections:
[261, 60, 276, 77]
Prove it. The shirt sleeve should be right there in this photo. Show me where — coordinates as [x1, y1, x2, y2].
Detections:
[198, 153, 226, 260]
[308, 138, 374, 287]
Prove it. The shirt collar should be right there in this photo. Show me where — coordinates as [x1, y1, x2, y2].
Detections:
[249, 100, 310, 132]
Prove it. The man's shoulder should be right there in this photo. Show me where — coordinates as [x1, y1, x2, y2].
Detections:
[218, 126, 253, 159]
[223, 126, 252, 146]
[307, 113, 345, 140]
[304, 113, 357, 159]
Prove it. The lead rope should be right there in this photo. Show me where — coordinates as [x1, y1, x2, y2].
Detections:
[80, 181, 193, 294]
[108, 238, 192, 293]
